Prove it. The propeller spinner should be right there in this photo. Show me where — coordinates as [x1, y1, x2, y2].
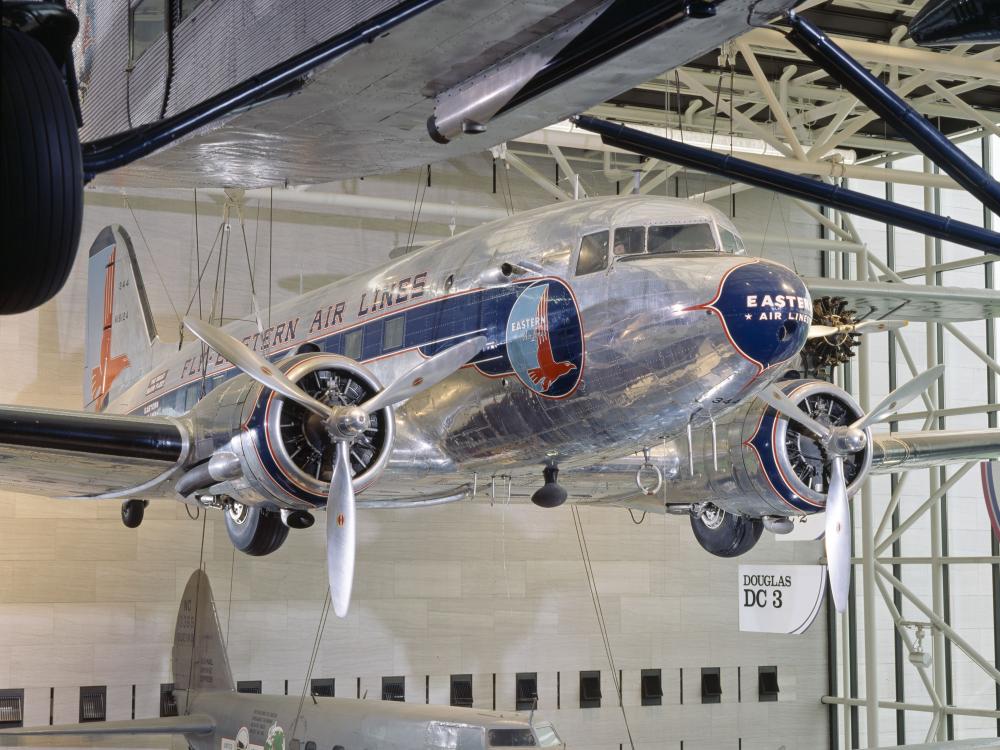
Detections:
[184, 317, 486, 617]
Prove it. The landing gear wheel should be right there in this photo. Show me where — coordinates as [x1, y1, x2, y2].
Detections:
[689, 504, 763, 558]
[0, 28, 83, 314]
[121, 499, 148, 528]
[224, 502, 289, 556]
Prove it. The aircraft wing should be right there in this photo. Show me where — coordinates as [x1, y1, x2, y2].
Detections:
[0, 715, 215, 737]
[0, 406, 188, 499]
[870, 429, 1000, 473]
[803, 278, 1000, 322]
[87, 0, 794, 188]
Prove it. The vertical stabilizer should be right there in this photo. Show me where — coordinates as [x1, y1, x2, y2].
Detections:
[173, 570, 234, 697]
[84, 225, 157, 411]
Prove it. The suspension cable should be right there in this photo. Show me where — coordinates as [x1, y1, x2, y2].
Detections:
[572, 506, 636, 750]
[123, 195, 181, 326]
[290, 590, 333, 741]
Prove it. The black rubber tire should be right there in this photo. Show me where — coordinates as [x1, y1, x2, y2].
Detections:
[690, 507, 764, 558]
[121, 499, 147, 529]
[225, 505, 289, 557]
[1, 28, 83, 315]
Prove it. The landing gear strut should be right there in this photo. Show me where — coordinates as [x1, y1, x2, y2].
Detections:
[531, 465, 567, 508]
[121, 499, 148, 528]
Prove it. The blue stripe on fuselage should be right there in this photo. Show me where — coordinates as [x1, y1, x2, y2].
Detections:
[129, 278, 580, 418]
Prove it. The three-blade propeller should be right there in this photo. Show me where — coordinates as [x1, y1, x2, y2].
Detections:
[807, 319, 908, 340]
[755, 364, 945, 613]
[184, 317, 486, 617]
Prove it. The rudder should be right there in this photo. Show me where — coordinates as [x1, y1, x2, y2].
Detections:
[84, 225, 157, 411]
[172, 569, 235, 697]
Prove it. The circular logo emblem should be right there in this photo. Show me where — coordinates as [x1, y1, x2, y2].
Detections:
[505, 280, 583, 399]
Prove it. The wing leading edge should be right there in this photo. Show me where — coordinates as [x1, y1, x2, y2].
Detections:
[0, 714, 215, 737]
[803, 278, 1000, 323]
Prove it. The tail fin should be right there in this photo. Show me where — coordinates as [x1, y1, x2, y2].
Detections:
[84, 225, 157, 411]
[172, 569, 235, 697]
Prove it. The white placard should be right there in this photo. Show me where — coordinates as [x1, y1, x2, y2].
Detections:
[738, 564, 826, 634]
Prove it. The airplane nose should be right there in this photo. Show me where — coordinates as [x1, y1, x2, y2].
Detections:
[690, 259, 811, 374]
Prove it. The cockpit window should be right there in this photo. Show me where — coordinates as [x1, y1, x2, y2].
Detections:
[532, 724, 562, 747]
[487, 728, 537, 747]
[575, 231, 609, 276]
[720, 228, 745, 254]
[613, 226, 644, 255]
[646, 223, 717, 254]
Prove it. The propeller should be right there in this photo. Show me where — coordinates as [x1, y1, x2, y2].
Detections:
[756, 364, 945, 612]
[807, 319, 908, 340]
[183, 316, 486, 616]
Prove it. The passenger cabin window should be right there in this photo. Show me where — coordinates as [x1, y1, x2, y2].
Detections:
[720, 228, 745, 254]
[383, 316, 404, 351]
[129, 0, 166, 62]
[613, 226, 644, 255]
[343, 329, 363, 360]
[576, 231, 609, 276]
[647, 223, 717, 254]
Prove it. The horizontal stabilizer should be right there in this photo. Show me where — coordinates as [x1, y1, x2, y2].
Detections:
[0, 714, 215, 737]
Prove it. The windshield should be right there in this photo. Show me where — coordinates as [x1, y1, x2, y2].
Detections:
[533, 724, 562, 747]
[646, 222, 717, 254]
[720, 227, 746, 254]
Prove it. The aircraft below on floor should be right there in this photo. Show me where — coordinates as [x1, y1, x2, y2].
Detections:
[1, 196, 997, 617]
[0, 569, 563, 750]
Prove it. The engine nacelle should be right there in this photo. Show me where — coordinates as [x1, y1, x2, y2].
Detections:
[182, 353, 394, 509]
[662, 378, 872, 518]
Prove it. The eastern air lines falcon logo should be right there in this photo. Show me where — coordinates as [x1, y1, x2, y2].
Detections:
[505, 280, 583, 399]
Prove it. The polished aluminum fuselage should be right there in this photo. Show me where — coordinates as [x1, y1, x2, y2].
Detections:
[108, 197, 809, 504]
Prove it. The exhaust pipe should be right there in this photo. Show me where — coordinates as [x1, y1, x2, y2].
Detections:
[280, 509, 315, 529]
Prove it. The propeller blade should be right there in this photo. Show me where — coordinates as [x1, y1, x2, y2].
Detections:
[363, 336, 487, 414]
[853, 319, 908, 335]
[807, 324, 841, 340]
[755, 384, 834, 441]
[184, 317, 331, 419]
[327, 440, 356, 618]
[826, 455, 851, 613]
[852, 364, 945, 430]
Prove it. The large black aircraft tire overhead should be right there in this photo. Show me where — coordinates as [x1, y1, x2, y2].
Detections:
[690, 505, 764, 558]
[224, 503, 289, 556]
[0, 28, 83, 315]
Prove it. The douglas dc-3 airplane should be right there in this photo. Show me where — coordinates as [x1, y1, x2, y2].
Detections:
[1, 196, 998, 617]
[0, 569, 564, 750]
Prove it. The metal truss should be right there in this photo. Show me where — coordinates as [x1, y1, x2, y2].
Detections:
[493, 0, 998, 205]
[811, 143, 999, 747]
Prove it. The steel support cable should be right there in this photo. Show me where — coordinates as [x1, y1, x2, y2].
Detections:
[571, 506, 635, 750]
[290, 590, 333, 743]
[123, 195, 181, 325]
